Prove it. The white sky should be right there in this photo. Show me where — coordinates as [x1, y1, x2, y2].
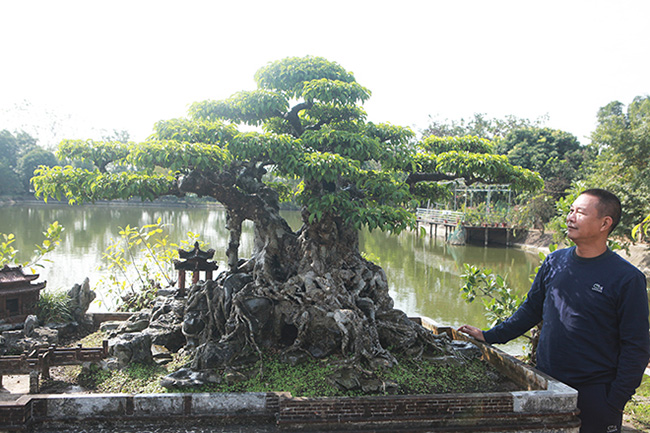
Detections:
[1, 0, 649, 147]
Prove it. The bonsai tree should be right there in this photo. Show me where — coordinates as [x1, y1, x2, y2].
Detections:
[33, 56, 542, 372]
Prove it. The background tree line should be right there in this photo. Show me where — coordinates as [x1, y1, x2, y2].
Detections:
[0, 129, 57, 195]
[0, 128, 129, 197]
[422, 94, 650, 239]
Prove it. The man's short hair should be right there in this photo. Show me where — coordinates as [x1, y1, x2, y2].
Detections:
[580, 188, 621, 233]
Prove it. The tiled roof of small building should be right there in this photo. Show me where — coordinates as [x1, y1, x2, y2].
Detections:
[0, 265, 43, 287]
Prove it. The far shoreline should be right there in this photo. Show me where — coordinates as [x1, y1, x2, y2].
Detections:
[3, 195, 648, 278]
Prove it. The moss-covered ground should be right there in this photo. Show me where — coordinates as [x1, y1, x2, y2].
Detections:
[42, 331, 516, 397]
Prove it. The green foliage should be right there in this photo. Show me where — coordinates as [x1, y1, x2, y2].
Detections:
[33, 221, 64, 267]
[384, 354, 508, 395]
[510, 193, 557, 230]
[97, 219, 203, 312]
[0, 233, 18, 266]
[421, 135, 494, 154]
[0, 221, 63, 269]
[461, 203, 513, 227]
[57, 139, 130, 172]
[17, 148, 59, 190]
[460, 264, 526, 329]
[410, 182, 453, 204]
[580, 95, 650, 235]
[129, 140, 232, 172]
[459, 244, 560, 361]
[0, 222, 66, 323]
[546, 181, 584, 242]
[36, 290, 73, 324]
[0, 129, 43, 195]
[592, 96, 650, 167]
[254, 56, 356, 98]
[498, 127, 585, 196]
[33, 165, 176, 205]
[152, 117, 239, 144]
[190, 90, 289, 126]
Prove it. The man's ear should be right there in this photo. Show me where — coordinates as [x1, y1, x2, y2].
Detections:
[601, 216, 613, 233]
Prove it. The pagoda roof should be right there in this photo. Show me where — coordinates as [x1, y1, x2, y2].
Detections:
[174, 242, 218, 271]
[0, 265, 46, 292]
[177, 242, 215, 260]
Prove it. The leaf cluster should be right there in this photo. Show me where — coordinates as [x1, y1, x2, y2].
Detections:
[254, 56, 356, 98]
[422, 135, 494, 154]
[33, 165, 177, 204]
[189, 91, 289, 126]
[460, 264, 526, 330]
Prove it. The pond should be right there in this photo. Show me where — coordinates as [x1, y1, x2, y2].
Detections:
[0, 202, 542, 354]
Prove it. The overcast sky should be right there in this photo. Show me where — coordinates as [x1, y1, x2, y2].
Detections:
[1, 0, 649, 147]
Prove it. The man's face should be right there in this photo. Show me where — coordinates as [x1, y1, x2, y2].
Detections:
[566, 193, 610, 243]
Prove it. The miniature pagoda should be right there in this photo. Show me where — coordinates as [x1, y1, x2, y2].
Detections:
[0, 265, 46, 324]
[173, 242, 218, 295]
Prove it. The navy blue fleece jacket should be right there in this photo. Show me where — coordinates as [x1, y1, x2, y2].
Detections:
[483, 247, 650, 411]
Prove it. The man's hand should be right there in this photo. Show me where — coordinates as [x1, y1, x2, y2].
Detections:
[458, 325, 486, 342]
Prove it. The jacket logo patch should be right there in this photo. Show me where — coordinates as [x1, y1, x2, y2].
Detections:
[591, 283, 604, 293]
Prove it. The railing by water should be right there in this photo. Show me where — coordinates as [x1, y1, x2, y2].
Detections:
[416, 208, 465, 226]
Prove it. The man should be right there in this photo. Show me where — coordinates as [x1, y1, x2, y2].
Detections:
[459, 189, 650, 432]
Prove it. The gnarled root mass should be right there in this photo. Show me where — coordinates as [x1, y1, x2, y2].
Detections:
[181, 251, 455, 375]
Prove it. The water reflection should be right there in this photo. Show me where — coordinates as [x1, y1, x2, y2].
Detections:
[360, 228, 539, 329]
